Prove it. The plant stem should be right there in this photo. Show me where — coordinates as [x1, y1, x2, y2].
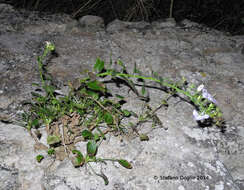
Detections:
[97, 71, 197, 105]
[96, 158, 118, 162]
[38, 58, 45, 87]
[37, 47, 49, 88]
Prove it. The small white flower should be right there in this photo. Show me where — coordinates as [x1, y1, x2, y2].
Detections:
[197, 84, 205, 92]
[45, 41, 55, 51]
[196, 84, 217, 104]
[54, 89, 65, 95]
[45, 41, 51, 46]
[202, 89, 217, 104]
[193, 110, 209, 121]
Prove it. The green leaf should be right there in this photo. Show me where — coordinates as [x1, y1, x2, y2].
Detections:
[97, 111, 105, 122]
[87, 140, 97, 157]
[47, 148, 55, 155]
[97, 127, 106, 140]
[117, 60, 125, 69]
[133, 62, 141, 74]
[115, 94, 125, 100]
[31, 119, 39, 127]
[139, 134, 149, 141]
[36, 155, 44, 163]
[114, 103, 121, 109]
[47, 135, 61, 145]
[161, 99, 168, 107]
[108, 54, 113, 69]
[122, 109, 131, 117]
[74, 102, 84, 109]
[141, 85, 146, 95]
[32, 83, 40, 87]
[37, 56, 41, 63]
[81, 130, 94, 139]
[94, 58, 105, 73]
[79, 87, 88, 96]
[51, 99, 60, 105]
[189, 84, 195, 89]
[159, 76, 163, 83]
[93, 133, 100, 141]
[118, 159, 132, 169]
[86, 90, 99, 100]
[31, 92, 43, 97]
[133, 62, 137, 73]
[72, 150, 85, 167]
[111, 70, 117, 77]
[87, 80, 105, 93]
[104, 112, 113, 125]
[129, 111, 138, 117]
[152, 71, 159, 78]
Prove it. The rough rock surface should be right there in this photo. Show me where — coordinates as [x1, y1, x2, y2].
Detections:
[0, 3, 244, 190]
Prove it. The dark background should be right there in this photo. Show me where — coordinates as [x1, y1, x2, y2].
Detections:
[1, 0, 244, 35]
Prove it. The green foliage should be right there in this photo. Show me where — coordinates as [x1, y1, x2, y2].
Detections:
[36, 155, 44, 163]
[118, 159, 132, 169]
[47, 135, 61, 145]
[72, 150, 85, 167]
[47, 148, 55, 155]
[87, 140, 97, 157]
[87, 80, 106, 93]
[103, 112, 113, 125]
[122, 109, 131, 117]
[25, 42, 225, 185]
[139, 134, 149, 141]
[81, 130, 94, 140]
[94, 58, 104, 72]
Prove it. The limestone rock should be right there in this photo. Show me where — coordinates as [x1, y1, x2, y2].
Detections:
[0, 3, 244, 190]
[78, 15, 105, 32]
[152, 17, 176, 28]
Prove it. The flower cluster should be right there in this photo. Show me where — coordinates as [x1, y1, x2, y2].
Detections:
[192, 84, 222, 125]
[197, 84, 217, 104]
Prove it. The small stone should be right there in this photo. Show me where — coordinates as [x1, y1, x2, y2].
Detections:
[152, 18, 176, 29]
[78, 15, 104, 31]
[106, 19, 129, 33]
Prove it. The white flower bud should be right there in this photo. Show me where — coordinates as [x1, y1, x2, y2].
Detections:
[193, 110, 209, 121]
[197, 84, 205, 92]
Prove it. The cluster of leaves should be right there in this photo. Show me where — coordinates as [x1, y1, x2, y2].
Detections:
[70, 144, 132, 185]
[23, 42, 165, 185]
[23, 41, 225, 185]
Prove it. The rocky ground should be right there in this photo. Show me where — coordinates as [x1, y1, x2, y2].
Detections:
[0, 3, 244, 190]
